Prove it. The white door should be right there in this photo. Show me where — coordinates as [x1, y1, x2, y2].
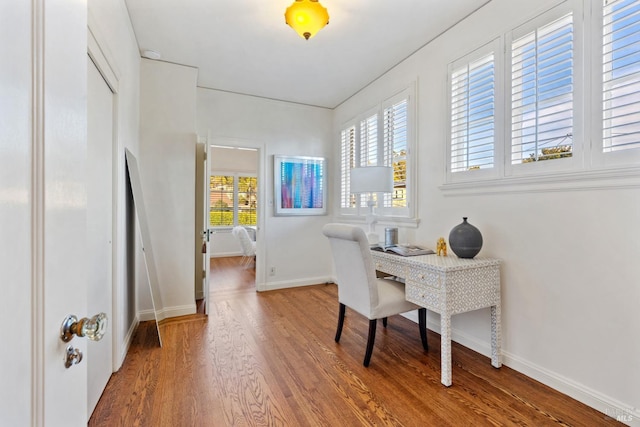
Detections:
[203, 143, 211, 315]
[0, 2, 89, 425]
[87, 56, 114, 415]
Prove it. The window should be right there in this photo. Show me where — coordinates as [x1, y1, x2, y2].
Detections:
[360, 113, 378, 167]
[449, 42, 497, 175]
[383, 97, 408, 209]
[511, 12, 574, 165]
[602, 0, 640, 153]
[340, 126, 356, 209]
[209, 174, 257, 227]
[339, 86, 415, 219]
[359, 113, 378, 208]
[444, 1, 640, 188]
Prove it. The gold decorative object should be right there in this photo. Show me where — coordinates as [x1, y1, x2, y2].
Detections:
[436, 237, 447, 257]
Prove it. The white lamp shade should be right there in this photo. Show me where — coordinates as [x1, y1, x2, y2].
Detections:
[350, 166, 394, 194]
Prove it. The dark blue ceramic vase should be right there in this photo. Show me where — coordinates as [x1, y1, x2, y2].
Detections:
[448, 217, 483, 258]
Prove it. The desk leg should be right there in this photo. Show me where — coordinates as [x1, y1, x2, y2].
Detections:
[490, 303, 502, 368]
[441, 314, 452, 387]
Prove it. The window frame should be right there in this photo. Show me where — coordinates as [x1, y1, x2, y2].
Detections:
[446, 38, 503, 183]
[338, 84, 416, 221]
[590, 0, 640, 168]
[505, 2, 585, 177]
[441, 0, 640, 191]
[377, 88, 415, 218]
[209, 172, 258, 228]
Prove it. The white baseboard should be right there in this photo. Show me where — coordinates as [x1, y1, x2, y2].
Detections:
[155, 304, 196, 321]
[137, 303, 197, 322]
[401, 311, 638, 426]
[210, 251, 242, 258]
[138, 308, 156, 322]
[114, 317, 139, 371]
[502, 351, 639, 426]
[257, 276, 333, 292]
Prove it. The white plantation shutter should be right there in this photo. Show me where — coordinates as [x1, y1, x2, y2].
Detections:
[340, 126, 356, 209]
[511, 13, 574, 164]
[383, 98, 408, 208]
[338, 86, 414, 218]
[450, 53, 495, 172]
[359, 114, 378, 207]
[603, 0, 640, 152]
[360, 114, 378, 167]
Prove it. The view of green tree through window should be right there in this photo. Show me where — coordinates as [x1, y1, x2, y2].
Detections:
[210, 175, 257, 227]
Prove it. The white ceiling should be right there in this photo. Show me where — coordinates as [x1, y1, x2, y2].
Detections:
[125, 0, 491, 109]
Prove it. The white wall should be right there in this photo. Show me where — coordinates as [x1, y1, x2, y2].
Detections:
[87, 0, 141, 369]
[139, 59, 198, 318]
[333, 0, 640, 421]
[197, 89, 334, 290]
[211, 145, 259, 173]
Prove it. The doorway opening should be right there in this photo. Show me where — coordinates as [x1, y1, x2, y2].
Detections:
[201, 143, 261, 309]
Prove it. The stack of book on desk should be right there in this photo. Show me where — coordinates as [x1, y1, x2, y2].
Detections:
[371, 244, 435, 257]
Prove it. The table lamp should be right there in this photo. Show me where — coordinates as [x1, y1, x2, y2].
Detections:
[350, 166, 394, 245]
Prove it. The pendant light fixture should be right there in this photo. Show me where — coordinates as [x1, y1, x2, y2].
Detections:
[284, 0, 329, 40]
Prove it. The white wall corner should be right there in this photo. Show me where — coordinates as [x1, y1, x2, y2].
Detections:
[115, 316, 140, 371]
[137, 309, 157, 322]
[137, 303, 196, 322]
[155, 304, 197, 321]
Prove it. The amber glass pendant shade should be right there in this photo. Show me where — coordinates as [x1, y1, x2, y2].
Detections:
[284, 0, 329, 40]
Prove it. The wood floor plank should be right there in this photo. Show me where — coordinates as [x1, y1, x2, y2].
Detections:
[89, 256, 622, 426]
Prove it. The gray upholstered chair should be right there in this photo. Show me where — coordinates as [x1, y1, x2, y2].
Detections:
[232, 226, 256, 268]
[322, 223, 427, 366]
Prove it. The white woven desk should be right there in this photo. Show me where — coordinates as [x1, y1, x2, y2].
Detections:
[371, 250, 502, 386]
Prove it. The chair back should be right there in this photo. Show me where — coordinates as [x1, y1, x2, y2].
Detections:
[232, 226, 256, 256]
[322, 223, 379, 318]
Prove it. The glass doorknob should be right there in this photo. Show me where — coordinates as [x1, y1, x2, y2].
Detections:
[60, 313, 108, 342]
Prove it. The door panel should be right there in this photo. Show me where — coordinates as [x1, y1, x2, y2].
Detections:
[42, 0, 89, 424]
[87, 57, 114, 416]
[0, 1, 33, 424]
[204, 143, 210, 314]
[0, 2, 88, 424]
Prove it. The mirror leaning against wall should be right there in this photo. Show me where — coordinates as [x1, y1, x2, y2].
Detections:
[125, 148, 164, 346]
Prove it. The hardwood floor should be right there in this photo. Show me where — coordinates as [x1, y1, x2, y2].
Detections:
[90, 256, 621, 426]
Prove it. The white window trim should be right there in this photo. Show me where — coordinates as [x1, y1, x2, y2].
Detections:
[338, 105, 379, 216]
[209, 171, 258, 228]
[377, 87, 415, 219]
[337, 83, 417, 223]
[446, 38, 504, 184]
[444, 0, 640, 193]
[589, 0, 640, 168]
[505, 1, 586, 177]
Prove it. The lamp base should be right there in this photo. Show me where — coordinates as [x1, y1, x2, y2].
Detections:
[366, 232, 379, 246]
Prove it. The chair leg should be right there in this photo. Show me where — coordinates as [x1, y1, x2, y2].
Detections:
[382, 317, 388, 328]
[363, 319, 377, 367]
[418, 307, 428, 351]
[239, 255, 248, 268]
[335, 303, 346, 342]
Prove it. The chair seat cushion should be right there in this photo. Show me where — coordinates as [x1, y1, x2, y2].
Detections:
[371, 278, 420, 319]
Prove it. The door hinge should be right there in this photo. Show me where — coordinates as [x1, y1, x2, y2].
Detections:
[202, 270, 206, 279]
